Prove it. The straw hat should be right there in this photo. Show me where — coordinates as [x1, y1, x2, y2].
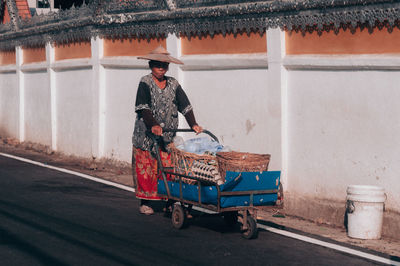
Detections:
[138, 45, 184, 65]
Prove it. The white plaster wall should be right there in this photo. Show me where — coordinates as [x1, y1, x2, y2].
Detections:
[183, 69, 280, 162]
[103, 67, 146, 161]
[56, 68, 93, 157]
[287, 69, 400, 210]
[0, 72, 19, 138]
[24, 71, 52, 145]
[1, 36, 399, 217]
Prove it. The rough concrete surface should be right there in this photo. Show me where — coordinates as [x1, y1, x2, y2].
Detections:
[1, 137, 399, 258]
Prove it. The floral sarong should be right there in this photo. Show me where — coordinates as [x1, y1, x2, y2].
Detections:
[133, 146, 172, 200]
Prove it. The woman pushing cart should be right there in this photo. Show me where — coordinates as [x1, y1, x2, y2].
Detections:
[132, 46, 282, 239]
[131, 46, 203, 215]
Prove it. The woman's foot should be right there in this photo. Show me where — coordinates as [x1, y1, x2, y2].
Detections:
[186, 205, 193, 219]
[139, 205, 154, 215]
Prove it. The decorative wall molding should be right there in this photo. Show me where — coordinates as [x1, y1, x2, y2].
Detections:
[20, 61, 47, 72]
[180, 53, 268, 71]
[99, 57, 148, 69]
[50, 58, 92, 71]
[0, 0, 399, 50]
[5, 0, 20, 30]
[283, 54, 400, 70]
[0, 63, 16, 72]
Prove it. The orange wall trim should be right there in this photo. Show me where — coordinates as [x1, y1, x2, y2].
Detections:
[104, 38, 166, 57]
[181, 32, 267, 55]
[55, 41, 91, 61]
[286, 27, 400, 55]
[23, 46, 46, 64]
[0, 50, 16, 65]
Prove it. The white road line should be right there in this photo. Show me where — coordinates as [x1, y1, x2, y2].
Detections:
[1, 152, 398, 265]
[191, 206, 399, 265]
[0, 152, 135, 192]
[257, 224, 400, 266]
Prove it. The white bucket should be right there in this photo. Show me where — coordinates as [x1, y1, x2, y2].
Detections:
[346, 185, 386, 239]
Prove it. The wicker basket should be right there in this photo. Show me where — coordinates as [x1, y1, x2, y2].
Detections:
[216, 151, 271, 178]
[168, 144, 219, 184]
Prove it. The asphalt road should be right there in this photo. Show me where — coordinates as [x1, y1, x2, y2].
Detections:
[0, 155, 384, 266]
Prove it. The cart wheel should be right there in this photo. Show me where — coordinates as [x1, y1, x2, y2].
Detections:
[171, 204, 186, 229]
[242, 216, 258, 239]
[223, 211, 238, 227]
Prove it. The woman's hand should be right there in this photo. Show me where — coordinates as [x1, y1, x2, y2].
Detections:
[151, 125, 163, 136]
[192, 125, 203, 134]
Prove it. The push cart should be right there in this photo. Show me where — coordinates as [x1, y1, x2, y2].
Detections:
[148, 129, 283, 239]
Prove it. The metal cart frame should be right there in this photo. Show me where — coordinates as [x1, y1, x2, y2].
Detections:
[148, 129, 283, 239]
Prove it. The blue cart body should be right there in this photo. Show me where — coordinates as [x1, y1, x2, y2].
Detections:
[158, 171, 281, 208]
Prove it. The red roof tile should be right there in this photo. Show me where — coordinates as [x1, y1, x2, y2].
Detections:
[1, 0, 32, 23]
[15, 0, 31, 19]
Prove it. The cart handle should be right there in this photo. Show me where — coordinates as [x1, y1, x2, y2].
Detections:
[145, 128, 219, 198]
[163, 128, 219, 143]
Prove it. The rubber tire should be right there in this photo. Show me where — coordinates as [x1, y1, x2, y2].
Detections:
[242, 216, 258, 239]
[223, 211, 239, 227]
[171, 204, 186, 229]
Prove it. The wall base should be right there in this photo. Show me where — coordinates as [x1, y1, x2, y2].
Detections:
[283, 192, 400, 241]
